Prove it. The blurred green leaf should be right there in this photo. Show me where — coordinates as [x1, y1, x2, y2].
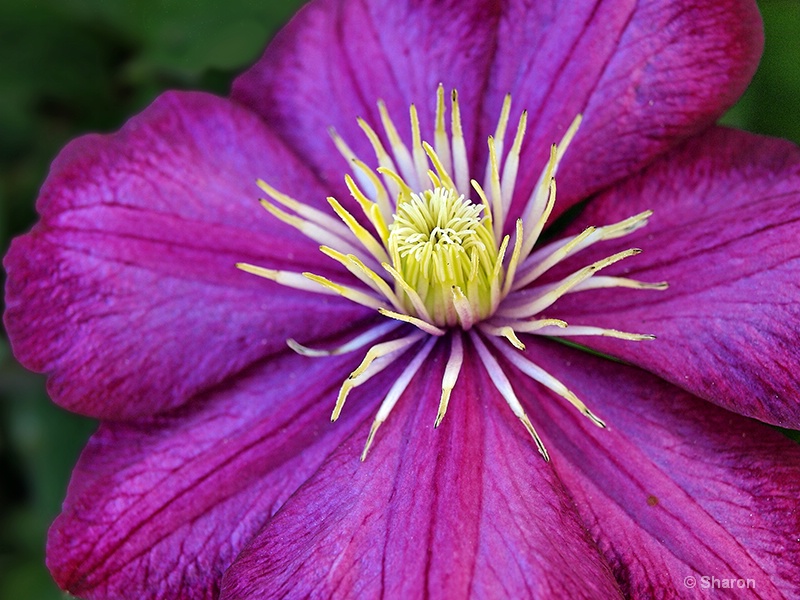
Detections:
[124, 0, 303, 80]
[1, 339, 96, 600]
[721, 0, 800, 143]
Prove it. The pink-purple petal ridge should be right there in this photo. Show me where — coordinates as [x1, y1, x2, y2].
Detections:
[220, 339, 800, 599]
[549, 127, 800, 429]
[220, 341, 625, 600]
[232, 0, 762, 220]
[3, 0, 797, 598]
[46, 349, 388, 600]
[3, 91, 372, 420]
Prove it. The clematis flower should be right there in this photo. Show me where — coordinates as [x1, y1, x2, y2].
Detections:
[5, 0, 800, 598]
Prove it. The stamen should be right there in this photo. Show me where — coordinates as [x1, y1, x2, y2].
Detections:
[499, 110, 528, 225]
[532, 325, 656, 341]
[495, 318, 568, 333]
[516, 210, 655, 289]
[257, 179, 352, 240]
[487, 137, 503, 239]
[326, 197, 391, 265]
[483, 94, 512, 189]
[571, 276, 669, 293]
[348, 332, 426, 382]
[451, 286, 475, 330]
[318, 247, 405, 311]
[362, 336, 437, 460]
[409, 104, 428, 187]
[302, 273, 387, 310]
[236, 263, 337, 294]
[287, 321, 400, 357]
[555, 114, 582, 163]
[258, 199, 365, 260]
[472, 333, 550, 461]
[514, 224, 597, 290]
[382, 263, 436, 323]
[377, 100, 417, 188]
[502, 219, 524, 297]
[243, 88, 664, 463]
[518, 169, 557, 263]
[343, 174, 390, 243]
[478, 324, 526, 350]
[426, 170, 443, 189]
[377, 166, 415, 199]
[357, 116, 400, 194]
[435, 331, 464, 427]
[596, 210, 653, 240]
[329, 126, 376, 196]
[377, 308, 447, 336]
[500, 248, 642, 319]
[518, 115, 582, 245]
[350, 160, 392, 224]
[470, 179, 493, 221]
[489, 235, 510, 312]
[433, 84, 452, 177]
[422, 142, 456, 191]
[489, 336, 606, 428]
[334, 334, 423, 421]
[450, 90, 469, 194]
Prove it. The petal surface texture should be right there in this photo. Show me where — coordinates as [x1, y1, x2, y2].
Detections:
[7, 1, 800, 599]
[220, 340, 800, 599]
[232, 0, 762, 215]
[46, 350, 386, 600]
[221, 342, 624, 599]
[4, 91, 370, 419]
[550, 128, 800, 428]
[531, 341, 800, 598]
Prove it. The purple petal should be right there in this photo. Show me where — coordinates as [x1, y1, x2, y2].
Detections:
[221, 335, 800, 598]
[232, 0, 500, 202]
[550, 127, 800, 427]
[4, 91, 369, 419]
[520, 339, 800, 597]
[46, 350, 381, 600]
[233, 0, 761, 215]
[484, 0, 763, 213]
[220, 342, 624, 599]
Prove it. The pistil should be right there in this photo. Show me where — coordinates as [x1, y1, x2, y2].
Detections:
[237, 85, 665, 461]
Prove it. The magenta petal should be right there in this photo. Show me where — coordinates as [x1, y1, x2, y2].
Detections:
[233, 0, 761, 215]
[517, 340, 800, 597]
[232, 0, 499, 202]
[550, 127, 800, 427]
[4, 91, 369, 419]
[46, 350, 380, 600]
[484, 0, 763, 212]
[220, 343, 623, 600]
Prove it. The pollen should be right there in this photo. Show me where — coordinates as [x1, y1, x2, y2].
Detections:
[389, 187, 498, 327]
[238, 85, 666, 461]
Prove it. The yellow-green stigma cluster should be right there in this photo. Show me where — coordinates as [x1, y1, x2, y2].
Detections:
[389, 187, 497, 327]
[238, 85, 665, 461]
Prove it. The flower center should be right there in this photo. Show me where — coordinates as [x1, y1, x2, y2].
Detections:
[388, 187, 497, 327]
[238, 85, 666, 461]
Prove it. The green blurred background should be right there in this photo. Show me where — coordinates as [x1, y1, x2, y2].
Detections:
[0, 1, 798, 598]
